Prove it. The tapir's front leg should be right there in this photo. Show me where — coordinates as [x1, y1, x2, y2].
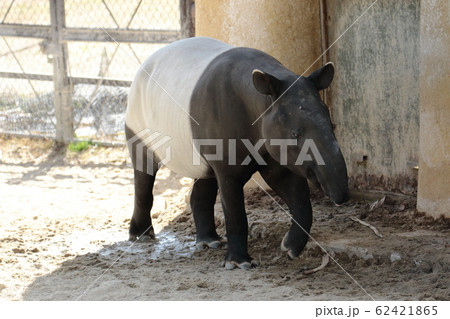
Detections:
[260, 162, 312, 259]
[216, 175, 257, 270]
[191, 178, 223, 249]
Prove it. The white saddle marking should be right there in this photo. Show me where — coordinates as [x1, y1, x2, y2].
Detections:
[126, 37, 233, 178]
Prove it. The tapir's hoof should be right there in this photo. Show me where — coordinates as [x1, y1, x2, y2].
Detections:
[196, 240, 221, 250]
[138, 235, 154, 242]
[224, 260, 259, 270]
[196, 237, 226, 250]
[129, 229, 156, 242]
[281, 232, 301, 259]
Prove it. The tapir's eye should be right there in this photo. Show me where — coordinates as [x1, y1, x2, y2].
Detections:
[292, 131, 300, 139]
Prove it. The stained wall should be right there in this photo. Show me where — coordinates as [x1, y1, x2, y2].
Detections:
[417, 0, 450, 218]
[326, 0, 421, 194]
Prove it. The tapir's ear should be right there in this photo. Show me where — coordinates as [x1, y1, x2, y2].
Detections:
[252, 69, 281, 96]
[307, 62, 334, 90]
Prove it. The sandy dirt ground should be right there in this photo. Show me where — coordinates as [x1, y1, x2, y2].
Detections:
[0, 136, 448, 301]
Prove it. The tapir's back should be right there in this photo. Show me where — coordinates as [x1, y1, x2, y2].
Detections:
[126, 37, 233, 178]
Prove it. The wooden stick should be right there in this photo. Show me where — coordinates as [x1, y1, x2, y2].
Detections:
[303, 254, 330, 275]
[369, 196, 385, 211]
[350, 216, 383, 238]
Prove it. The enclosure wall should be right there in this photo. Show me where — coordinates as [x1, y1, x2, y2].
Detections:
[326, 0, 420, 193]
[417, 0, 450, 218]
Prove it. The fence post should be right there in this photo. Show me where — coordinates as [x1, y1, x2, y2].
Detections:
[180, 0, 195, 38]
[50, 0, 73, 143]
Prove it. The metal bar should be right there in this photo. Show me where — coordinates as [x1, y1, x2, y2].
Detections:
[179, 0, 195, 38]
[0, 24, 51, 39]
[50, 0, 73, 143]
[0, 71, 131, 86]
[319, 0, 330, 106]
[61, 28, 180, 43]
[319, 0, 330, 63]
[0, 71, 53, 81]
[69, 76, 131, 87]
[0, 24, 180, 43]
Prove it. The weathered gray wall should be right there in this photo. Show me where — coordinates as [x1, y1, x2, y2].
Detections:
[327, 0, 420, 193]
[417, 0, 450, 218]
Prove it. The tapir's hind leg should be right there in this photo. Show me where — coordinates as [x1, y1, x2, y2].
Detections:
[129, 167, 158, 241]
[126, 125, 159, 241]
[190, 178, 223, 249]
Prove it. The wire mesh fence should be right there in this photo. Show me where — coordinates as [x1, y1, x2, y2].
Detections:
[0, 0, 189, 143]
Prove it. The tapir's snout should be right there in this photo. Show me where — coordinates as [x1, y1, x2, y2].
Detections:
[330, 189, 349, 205]
[304, 165, 349, 205]
[318, 177, 349, 205]
[312, 145, 349, 206]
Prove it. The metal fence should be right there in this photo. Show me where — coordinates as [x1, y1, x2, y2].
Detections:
[0, 0, 194, 143]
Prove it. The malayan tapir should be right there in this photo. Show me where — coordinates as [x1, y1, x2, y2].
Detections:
[125, 37, 349, 269]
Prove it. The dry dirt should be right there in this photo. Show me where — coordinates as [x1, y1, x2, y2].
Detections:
[0, 136, 448, 301]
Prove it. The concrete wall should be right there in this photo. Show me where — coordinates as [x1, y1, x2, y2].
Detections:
[326, 0, 421, 194]
[195, 0, 321, 74]
[417, 0, 450, 218]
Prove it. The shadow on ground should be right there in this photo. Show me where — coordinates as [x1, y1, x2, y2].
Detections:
[21, 190, 450, 301]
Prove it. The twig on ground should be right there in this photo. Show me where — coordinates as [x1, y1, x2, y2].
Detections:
[302, 254, 330, 275]
[369, 196, 385, 211]
[350, 216, 383, 238]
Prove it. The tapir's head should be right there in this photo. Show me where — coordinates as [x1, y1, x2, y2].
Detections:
[253, 63, 349, 205]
